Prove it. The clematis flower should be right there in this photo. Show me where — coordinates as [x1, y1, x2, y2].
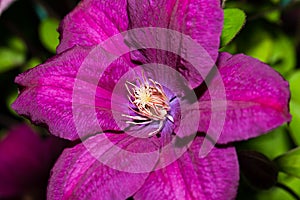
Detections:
[12, 0, 291, 199]
[0, 124, 67, 199]
[0, 0, 15, 15]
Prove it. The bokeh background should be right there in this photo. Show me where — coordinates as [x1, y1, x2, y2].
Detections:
[0, 0, 299, 199]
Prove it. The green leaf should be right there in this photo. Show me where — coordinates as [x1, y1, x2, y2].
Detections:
[289, 101, 300, 145]
[264, 10, 281, 23]
[243, 29, 274, 63]
[288, 71, 300, 145]
[220, 8, 246, 48]
[39, 18, 59, 53]
[0, 47, 26, 73]
[275, 147, 300, 178]
[8, 37, 26, 53]
[236, 126, 291, 160]
[269, 34, 296, 75]
[6, 90, 18, 116]
[0, 37, 26, 73]
[232, 24, 296, 75]
[289, 71, 300, 103]
[23, 57, 42, 71]
[256, 173, 300, 200]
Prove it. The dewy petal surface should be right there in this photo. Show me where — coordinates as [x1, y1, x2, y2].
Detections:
[57, 0, 128, 53]
[198, 52, 291, 144]
[47, 133, 160, 200]
[12, 46, 135, 140]
[133, 136, 239, 200]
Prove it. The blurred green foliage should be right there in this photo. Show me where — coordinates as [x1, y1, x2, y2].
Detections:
[220, 8, 246, 48]
[0, 0, 78, 128]
[275, 147, 300, 178]
[256, 173, 300, 200]
[289, 71, 300, 145]
[39, 18, 60, 53]
[237, 127, 291, 160]
[0, 37, 26, 73]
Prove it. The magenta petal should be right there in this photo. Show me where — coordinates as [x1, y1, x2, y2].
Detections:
[0, 0, 15, 15]
[127, 0, 223, 63]
[134, 137, 239, 200]
[198, 53, 291, 144]
[57, 0, 128, 53]
[12, 46, 135, 140]
[47, 133, 159, 200]
[126, 0, 223, 87]
[0, 125, 66, 197]
[12, 47, 91, 140]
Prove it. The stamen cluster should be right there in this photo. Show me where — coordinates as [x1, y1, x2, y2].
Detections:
[122, 73, 174, 136]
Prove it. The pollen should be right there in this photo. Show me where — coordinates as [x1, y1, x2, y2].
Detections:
[136, 87, 152, 106]
[122, 72, 174, 136]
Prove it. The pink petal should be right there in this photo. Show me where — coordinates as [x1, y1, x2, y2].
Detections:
[47, 133, 161, 200]
[12, 46, 135, 140]
[125, 0, 223, 88]
[198, 52, 291, 144]
[0, 124, 66, 197]
[134, 136, 239, 200]
[57, 0, 128, 53]
[0, 0, 15, 15]
[127, 0, 223, 62]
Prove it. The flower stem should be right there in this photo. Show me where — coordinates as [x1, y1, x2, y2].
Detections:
[276, 182, 300, 200]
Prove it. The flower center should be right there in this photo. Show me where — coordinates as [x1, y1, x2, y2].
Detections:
[122, 73, 174, 136]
